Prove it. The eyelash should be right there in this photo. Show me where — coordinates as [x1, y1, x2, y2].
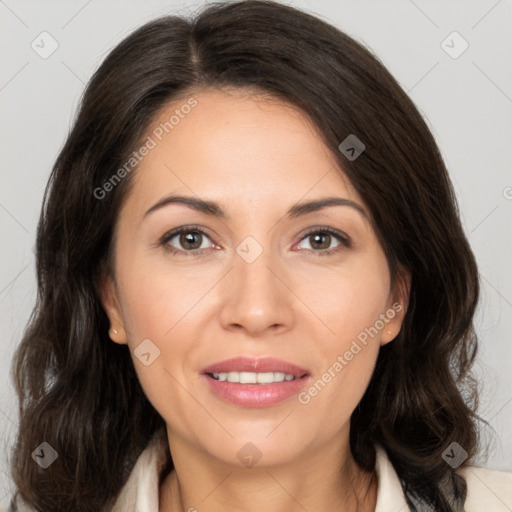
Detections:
[159, 224, 351, 258]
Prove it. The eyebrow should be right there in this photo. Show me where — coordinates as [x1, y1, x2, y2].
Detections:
[143, 194, 368, 220]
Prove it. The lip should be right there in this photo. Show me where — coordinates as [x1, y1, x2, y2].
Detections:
[201, 357, 311, 408]
[201, 356, 310, 377]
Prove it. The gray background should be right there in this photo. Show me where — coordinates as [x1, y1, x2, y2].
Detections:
[1, 0, 511, 506]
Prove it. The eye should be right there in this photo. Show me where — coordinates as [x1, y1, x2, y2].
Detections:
[160, 225, 215, 257]
[296, 228, 350, 256]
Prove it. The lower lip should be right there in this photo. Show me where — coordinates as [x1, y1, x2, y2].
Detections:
[202, 374, 310, 408]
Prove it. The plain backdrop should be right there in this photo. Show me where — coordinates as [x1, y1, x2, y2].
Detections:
[1, 0, 511, 506]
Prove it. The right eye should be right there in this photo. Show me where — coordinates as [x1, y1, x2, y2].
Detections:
[160, 226, 216, 256]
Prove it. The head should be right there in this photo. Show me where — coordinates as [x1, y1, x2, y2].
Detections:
[10, 1, 481, 511]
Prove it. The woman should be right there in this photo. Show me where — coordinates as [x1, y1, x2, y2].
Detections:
[7, 1, 511, 511]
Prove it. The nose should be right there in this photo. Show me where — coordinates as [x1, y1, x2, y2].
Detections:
[219, 247, 295, 337]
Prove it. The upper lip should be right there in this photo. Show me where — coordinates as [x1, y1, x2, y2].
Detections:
[201, 357, 309, 377]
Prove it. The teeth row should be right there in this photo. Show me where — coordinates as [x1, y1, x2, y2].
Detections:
[211, 371, 297, 384]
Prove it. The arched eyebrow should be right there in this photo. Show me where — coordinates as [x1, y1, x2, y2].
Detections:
[143, 194, 368, 221]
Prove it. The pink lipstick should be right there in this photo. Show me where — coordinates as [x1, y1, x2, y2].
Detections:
[201, 357, 311, 408]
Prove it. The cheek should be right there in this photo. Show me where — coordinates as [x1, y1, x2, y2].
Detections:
[298, 299, 383, 434]
[114, 263, 201, 426]
[117, 252, 206, 341]
[310, 257, 391, 340]
[114, 248, 215, 385]
[295, 253, 389, 421]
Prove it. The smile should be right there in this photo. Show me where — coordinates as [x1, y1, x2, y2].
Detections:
[201, 357, 311, 408]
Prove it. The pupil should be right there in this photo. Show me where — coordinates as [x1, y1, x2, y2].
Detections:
[312, 233, 329, 249]
[181, 232, 201, 250]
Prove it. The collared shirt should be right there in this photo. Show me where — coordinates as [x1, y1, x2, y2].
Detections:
[8, 428, 512, 511]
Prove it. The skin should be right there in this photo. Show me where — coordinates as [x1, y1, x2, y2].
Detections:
[100, 87, 410, 512]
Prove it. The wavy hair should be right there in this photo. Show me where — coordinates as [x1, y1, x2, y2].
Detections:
[9, 1, 483, 510]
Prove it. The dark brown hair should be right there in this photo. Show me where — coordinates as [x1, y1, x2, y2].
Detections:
[9, 1, 483, 510]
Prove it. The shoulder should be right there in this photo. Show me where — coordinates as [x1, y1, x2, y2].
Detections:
[5, 427, 171, 512]
[457, 464, 512, 511]
[110, 426, 171, 512]
[374, 443, 512, 511]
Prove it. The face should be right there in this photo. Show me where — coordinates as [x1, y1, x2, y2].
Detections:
[101, 88, 409, 468]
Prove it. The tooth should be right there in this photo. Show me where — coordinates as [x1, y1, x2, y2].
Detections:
[256, 372, 275, 384]
[227, 372, 240, 383]
[210, 371, 299, 383]
[239, 372, 257, 384]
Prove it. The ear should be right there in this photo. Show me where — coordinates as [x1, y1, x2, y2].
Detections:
[380, 266, 411, 346]
[97, 266, 128, 345]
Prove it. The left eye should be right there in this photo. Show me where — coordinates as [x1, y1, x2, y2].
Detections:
[296, 230, 347, 253]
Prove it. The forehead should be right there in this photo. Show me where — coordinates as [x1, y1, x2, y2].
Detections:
[123, 88, 364, 217]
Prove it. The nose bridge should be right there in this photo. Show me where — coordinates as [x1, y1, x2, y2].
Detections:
[235, 236, 281, 305]
[220, 234, 292, 333]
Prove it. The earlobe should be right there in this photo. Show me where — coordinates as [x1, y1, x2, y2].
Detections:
[108, 324, 127, 345]
[380, 267, 411, 345]
[98, 270, 128, 345]
[381, 329, 394, 345]
[381, 328, 398, 346]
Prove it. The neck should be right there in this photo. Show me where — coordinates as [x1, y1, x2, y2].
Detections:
[158, 429, 377, 512]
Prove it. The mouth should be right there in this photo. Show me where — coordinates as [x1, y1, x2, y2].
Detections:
[207, 371, 306, 384]
[200, 357, 311, 408]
